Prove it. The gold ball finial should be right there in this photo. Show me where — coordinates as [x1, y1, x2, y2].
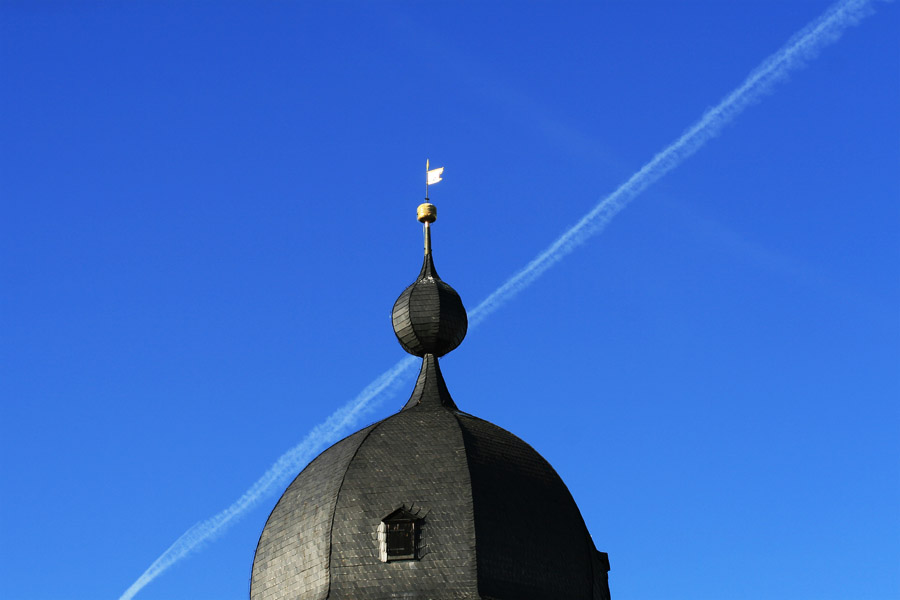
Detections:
[417, 202, 437, 223]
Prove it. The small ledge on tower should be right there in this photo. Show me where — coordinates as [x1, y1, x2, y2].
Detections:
[402, 353, 457, 411]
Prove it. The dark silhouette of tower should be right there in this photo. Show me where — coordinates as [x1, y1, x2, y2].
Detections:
[250, 198, 610, 599]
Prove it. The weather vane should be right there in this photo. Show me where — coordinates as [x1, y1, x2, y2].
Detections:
[418, 159, 444, 256]
[425, 158, 443, 201]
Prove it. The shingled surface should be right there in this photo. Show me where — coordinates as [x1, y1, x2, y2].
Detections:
[391, 253, 468, 358]
[251, 425, 377, 600]
[250, 354, 610, 600]
[328, 365, 478, 598]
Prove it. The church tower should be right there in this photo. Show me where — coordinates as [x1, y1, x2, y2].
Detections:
[250, 196, 610, 599]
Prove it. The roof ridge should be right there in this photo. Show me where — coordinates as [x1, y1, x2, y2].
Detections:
[450, 410, 481, 596]
[323, 419, 386, 600]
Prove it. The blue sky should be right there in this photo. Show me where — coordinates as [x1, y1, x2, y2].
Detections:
[1, 2, 898, 599]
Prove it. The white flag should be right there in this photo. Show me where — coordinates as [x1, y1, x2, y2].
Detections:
[426, 166, 444, 185]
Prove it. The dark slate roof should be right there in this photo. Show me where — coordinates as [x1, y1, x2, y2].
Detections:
[391, 252, 468, 358]
[251, 425, 377, 599]
[250, 355, 610, 600]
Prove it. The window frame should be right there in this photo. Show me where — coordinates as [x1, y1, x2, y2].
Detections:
[379, 508, 422, 562]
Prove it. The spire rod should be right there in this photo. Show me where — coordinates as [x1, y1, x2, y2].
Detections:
[419, 159, 441, 257]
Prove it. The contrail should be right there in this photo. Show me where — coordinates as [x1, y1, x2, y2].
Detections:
[468, 0, 880, 326]
[118, 1, 881, 597]
[117, 356, 418, 600]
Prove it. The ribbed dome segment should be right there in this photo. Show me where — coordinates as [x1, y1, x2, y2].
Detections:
[250, 357, 610, 600]
[391, 252, 467, 357]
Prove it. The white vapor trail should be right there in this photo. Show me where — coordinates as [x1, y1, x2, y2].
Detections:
[117, 356, 417, 600]
[468, 0, 879, 326]
[118, 1, 880, 598]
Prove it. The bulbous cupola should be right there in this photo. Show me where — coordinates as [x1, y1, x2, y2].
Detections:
[391, 202, 467, 357]
[250, 187, 610, 600]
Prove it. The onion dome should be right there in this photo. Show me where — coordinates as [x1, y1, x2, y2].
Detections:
[250, 193, 610, 600]
[391, 203, 467, 357]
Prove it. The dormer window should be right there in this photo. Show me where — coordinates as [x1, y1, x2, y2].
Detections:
[379, 508, 421, 561]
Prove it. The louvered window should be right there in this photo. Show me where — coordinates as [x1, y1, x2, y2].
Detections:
[379, 508, 420, 562]
[386, 520, 416, 559]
